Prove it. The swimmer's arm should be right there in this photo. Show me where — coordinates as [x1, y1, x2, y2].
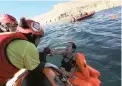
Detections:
[51, 49, 66, 55]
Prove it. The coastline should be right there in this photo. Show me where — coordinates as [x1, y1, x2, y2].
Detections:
[32, 0, 121, 25]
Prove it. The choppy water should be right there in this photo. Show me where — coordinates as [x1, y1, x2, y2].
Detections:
[38, 6, 121, 86]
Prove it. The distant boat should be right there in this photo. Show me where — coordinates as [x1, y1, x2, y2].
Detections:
[70, 11, 95, 22]
[76, 11, 95, 21]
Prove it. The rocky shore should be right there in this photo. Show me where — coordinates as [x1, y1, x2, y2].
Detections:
[32, 0, 121, 25]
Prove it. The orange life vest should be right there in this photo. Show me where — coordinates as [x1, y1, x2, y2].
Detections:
[75, 53, 90, 78]
[69, 53, 101, 86]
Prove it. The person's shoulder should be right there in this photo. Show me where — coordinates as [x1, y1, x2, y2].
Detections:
[9, 39, 35, 50]
[8, 39, 29, 47]
[16, 40, 34, 46]
[19, 40, 33, 46]
[22, 40, 38, 55]
[24, 41, 36, 50]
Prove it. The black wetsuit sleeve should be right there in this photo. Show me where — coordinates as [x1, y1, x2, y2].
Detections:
[39, 52, 46, 62]
[30, 52, 46, 73]
[32, 62, 45, 73]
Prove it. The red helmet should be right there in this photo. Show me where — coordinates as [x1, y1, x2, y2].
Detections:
[0, 14, 18, 25]
[17, 17, 44, 37]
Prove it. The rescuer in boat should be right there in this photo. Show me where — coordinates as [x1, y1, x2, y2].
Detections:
[0, 14, 18, 32]
[0, 17, 46, 85]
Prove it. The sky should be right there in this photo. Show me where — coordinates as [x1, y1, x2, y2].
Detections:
[0, 0, 71, 20]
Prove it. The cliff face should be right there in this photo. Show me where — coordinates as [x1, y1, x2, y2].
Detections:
[33, 0, 121, 25]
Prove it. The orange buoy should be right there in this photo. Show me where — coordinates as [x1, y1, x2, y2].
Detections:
[110, 15, 116, 19]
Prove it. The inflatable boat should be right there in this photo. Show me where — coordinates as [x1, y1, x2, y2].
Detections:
[70, 11, 95, 22]
[6, 53, 101, 86]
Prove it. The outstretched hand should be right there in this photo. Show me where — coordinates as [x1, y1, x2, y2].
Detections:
[43, 47, 51, 55]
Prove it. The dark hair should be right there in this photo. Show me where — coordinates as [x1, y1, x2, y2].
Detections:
[68, 42, 76, 52]
[72, 43, 76, 49]
[19, 18, 29, 28]
[24, 33, 36, 44]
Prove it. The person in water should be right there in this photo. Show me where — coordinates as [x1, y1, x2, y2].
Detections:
[0, 17, 46, 85]
[0, 14, 18, 32]
[45, 42, 76, 72]
[64, 53, 101, 86]
[44, 45, 101, 86]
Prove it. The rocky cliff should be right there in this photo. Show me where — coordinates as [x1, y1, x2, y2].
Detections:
[32, 0, 121, 25]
